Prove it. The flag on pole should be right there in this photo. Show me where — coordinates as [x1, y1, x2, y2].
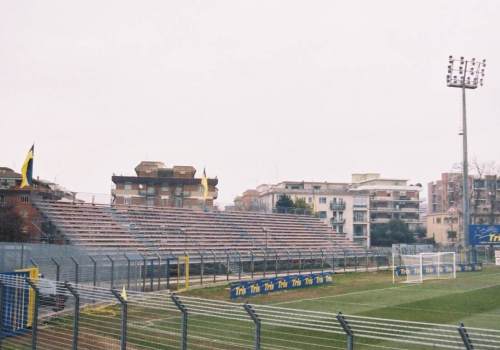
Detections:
[20, 145, 34, 188]
[121, 285, 128, 301]
[201, 168, 209, 200]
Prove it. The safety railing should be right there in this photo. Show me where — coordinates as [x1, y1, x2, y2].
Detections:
[0, 275, 499, 350]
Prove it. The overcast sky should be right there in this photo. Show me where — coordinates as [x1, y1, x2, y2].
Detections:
[1, 1, 499, 206]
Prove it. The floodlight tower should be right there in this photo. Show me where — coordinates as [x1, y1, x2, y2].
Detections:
[446, 56, 486, 248]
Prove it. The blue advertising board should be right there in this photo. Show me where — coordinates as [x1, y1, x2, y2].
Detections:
[395, 263, 482, 276]
[230, 272, 333, 299]
[0, 271, 30, 339]
[469, 225, 500, 245]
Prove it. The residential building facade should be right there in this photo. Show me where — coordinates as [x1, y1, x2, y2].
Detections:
[249, 181, 371, 246]
[112, 161, 218, 209]
[426, 173, 500, 245]
[234, 174, 421, 247]
[350, 173, 422, 232]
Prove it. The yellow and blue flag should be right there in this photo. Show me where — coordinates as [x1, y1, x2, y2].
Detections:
[201, 168, 209, 200]
[20, 145, 34, 188]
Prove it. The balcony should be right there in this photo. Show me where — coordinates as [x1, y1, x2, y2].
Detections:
[330, 218, 346, 225]
[370, 217, 391, 224]
[139, 190, 156, 196]
[371, 196, 419, 202]
[330, 202, 346, 211]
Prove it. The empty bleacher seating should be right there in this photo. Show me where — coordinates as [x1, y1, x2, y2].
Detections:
[33, 200, 364, 256]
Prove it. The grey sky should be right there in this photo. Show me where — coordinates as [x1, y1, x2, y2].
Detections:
[1, 1, 499, 206]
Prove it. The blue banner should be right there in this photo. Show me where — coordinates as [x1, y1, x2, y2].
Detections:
[395, 263, 482, 276]
[230, 272, 333, 299]
[469, 225, 500, 245]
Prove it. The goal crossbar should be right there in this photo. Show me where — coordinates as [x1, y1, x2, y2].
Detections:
[393, 252, 456, 284]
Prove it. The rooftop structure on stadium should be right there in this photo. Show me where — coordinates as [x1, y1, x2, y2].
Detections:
[111, 161, 218, 209]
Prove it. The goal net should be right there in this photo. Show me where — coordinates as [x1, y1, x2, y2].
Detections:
[395, 252, 456, 283]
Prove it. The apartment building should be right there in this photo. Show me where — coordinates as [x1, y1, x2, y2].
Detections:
[235, 174, 421, 247]
[112, 161, 218, 209]
[471, 175, 500, 226]
[233, 190, 262, 211]
[426, 173, 500, 245]
[350, 173, 421, 232]
[250, 181, 371, 246]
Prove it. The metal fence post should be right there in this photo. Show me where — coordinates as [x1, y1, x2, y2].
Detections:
[89, 256, 97, 287]
[166, 257, 171, 289]
[243, 304, 261, 350]
[310, 250, 313, 274]
[125, 254, 131, 290]
[321, 249, 324, 273]
[171, 293, 188, 350]
[365, 249, 369, 272]
[142, 256, 147, 291]
[343, 250, 347, 272]
[156, 254, 161, 291]
[298, 251, 302, 275]
[238, 251, 242, 280]
[64, 282, 80, 350]
[286, 250, 291, 276]
[332, 252, 335, 273]
[111, 288, 128, 350]
[150, 259, 154, 291]
[20, 244, 25, 269]
[263, 251, 267, 278]
[25, 278, 40, 350]
[51, 257, 60, 282]
[250, 251, 255, 280]
[70, 257, 79, 285]
[107, 255, 115, 288]
[458, 322, 474, 350]
[226, 253, 230, 281]
[336, 312, 353, 350]
[274, 251, 278, 278]
[199, 252, 204, 285]
[0, 281, 4, 349]
[211, 250, 217, 283]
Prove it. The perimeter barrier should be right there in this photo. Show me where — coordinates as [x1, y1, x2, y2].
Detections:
[0, 275, 499, 350]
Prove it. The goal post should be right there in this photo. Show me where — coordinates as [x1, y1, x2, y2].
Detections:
[393, 252, 456, 284]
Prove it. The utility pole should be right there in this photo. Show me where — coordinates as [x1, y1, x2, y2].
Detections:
[446, 56, 486, 247]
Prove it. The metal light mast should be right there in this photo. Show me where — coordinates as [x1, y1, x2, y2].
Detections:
[446, 56, 486, 247]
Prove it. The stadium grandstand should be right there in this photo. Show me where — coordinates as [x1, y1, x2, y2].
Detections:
[33, 199, 364, 256]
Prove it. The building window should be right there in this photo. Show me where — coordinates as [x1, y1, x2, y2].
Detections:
[146, 198, 155, 207]
[354, 211, 366, 222]
[313, 185, 321, 190]
[124, 182, 132, 190]
[0, 195, 4, 205]
[175, 197, 183, 207]
[124, 197, 132, 205]
[436, 217, 441, 224]
[147, 187, 156, 195]
[338, 225, 344, 234]
[318, 211, 327, 219]
[308, 197, 312, 203]
[20, 195, 29, 203]
[319, 197, 327, 204]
